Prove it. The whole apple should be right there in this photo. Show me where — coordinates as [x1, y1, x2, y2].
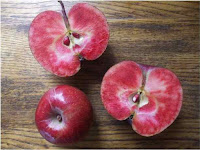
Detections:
[29, 1, 109, 77]
[101, 61, 183, 136]
[35, 85, 93, 145]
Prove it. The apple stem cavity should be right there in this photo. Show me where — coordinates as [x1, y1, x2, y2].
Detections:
[58, 0, 70, 30]
[56, 114, 62, 122]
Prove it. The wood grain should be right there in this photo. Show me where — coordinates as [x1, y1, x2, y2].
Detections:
[1, 1, 199, 149]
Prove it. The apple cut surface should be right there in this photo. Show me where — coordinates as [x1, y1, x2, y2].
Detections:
[35, 85, 93, 144]
[29, 3, 109, 77]
[101, 61, 183, 136]
[68, 3, 109, 60]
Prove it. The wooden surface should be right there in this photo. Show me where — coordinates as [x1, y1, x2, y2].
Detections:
[1, 1, 200, 149]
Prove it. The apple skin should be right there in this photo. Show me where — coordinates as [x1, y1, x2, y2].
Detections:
[29, 3, 109, 77]
[101, 61, 183, 136]
[35, 85, 93, 145]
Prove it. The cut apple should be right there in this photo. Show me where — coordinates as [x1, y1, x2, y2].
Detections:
[101, 61, 183, 136]
[29, 1, 109, 77]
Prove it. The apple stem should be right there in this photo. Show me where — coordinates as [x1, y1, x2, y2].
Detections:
[58, 0, 70, 30]
[56, 114, 62, 122]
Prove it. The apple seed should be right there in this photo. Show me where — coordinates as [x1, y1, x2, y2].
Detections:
[63, 36, 70, 46]
[72, 32, 80, 39]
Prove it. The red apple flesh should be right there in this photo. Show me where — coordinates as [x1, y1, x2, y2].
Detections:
[101, 61, 183, 136]
[29, 1, 109, 77]
[35, 85, 93, 145]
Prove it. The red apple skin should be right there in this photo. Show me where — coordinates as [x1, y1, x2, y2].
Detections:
[35, 85, 93, 145]
[101, 61, 183, 136]
[29, 3, 109, 77]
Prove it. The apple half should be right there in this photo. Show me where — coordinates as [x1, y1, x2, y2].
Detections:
[29, 1, 109, 77]
[35, 85, 93, 145]
[101, 61, 183, 136]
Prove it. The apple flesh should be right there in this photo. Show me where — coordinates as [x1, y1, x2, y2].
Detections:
[35, 85, 93, 145]
[101, 61, 183, 136]
[29, 1, 109, 77]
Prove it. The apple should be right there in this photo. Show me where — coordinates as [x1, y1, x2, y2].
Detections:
[35, 85, 93, 145]
[29, 1, 109, 77]
[101, 61, 183, 136]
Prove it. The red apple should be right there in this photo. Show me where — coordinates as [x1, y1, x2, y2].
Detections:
[35, 85, 93, 145]
[29, 1, 109, 77]
[101, 61, 183, 136]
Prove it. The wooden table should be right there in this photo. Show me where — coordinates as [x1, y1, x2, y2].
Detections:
[2, 1, 199, 149]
